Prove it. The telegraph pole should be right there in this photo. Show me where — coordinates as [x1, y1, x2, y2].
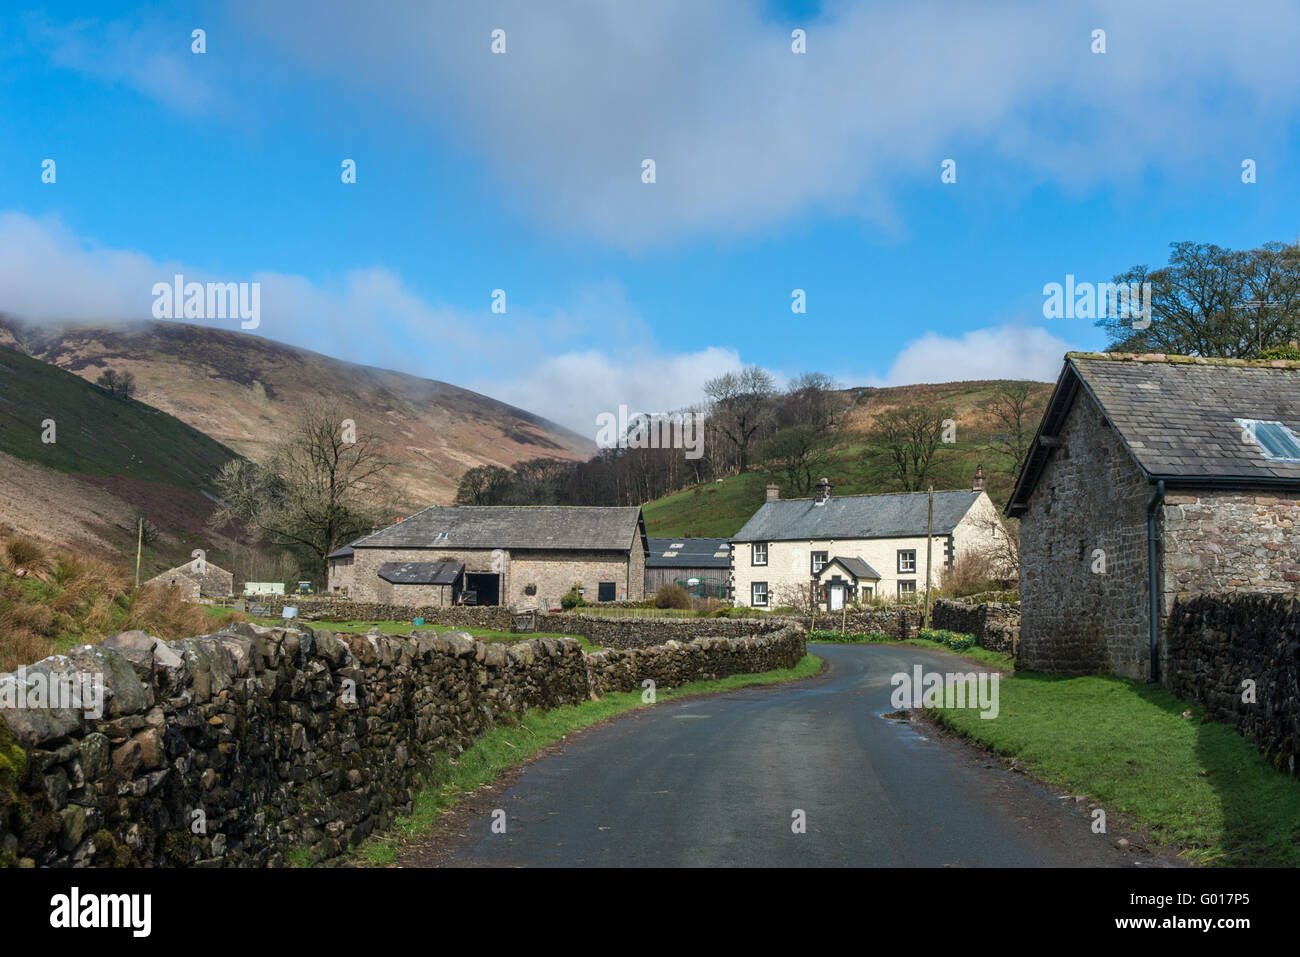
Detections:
[135, 517, 143, 588]
[924, 485, 934, 630]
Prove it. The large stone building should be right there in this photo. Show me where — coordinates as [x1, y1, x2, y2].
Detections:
[326, 505, 648, 609]
[1008, 352, 1300, 683]
[730, 476, 1006, 610]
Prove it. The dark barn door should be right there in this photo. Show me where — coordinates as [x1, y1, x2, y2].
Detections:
[466, 573, 500, 606]
[598, 581, 616, 602]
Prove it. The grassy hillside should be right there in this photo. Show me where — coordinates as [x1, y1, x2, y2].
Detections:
[0, 316, 594, 508]
[644, 379, 1053, 538]
[0, 344, 253, 573]
[0, 344, 237, 491]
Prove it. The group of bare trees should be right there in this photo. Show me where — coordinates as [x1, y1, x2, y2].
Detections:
[451, 367, 848, 507]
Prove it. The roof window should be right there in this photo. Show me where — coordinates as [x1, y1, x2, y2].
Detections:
[1236, 418, 1300, 461]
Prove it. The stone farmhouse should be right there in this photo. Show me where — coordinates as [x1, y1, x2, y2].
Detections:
[144, 557, 234, 600]
[730, 475, 1006, 610]
[644, 537, 732, 597]
[325, 505, 648, 609]
[1008, 352, 1300, 683]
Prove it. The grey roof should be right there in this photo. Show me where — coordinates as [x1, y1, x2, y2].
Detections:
[355, 505, 644, 551]
[819, 556, 881, 581]
[377, 561, 464, 585]
[645, 537, 732, 568]
[327, 545, 355, 560]
[732, 490, 981, 543]
[1009, 353, 1300, 515]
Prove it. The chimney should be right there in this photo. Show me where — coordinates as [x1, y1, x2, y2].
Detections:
[766, 483, 780, 503]
[813, 477, 833, 505]
[973, 465, 984, 492]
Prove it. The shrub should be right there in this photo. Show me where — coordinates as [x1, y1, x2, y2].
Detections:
[918, 627, 977, 651]
[654, 583, 691, 609]
[560, 587, 585, 611]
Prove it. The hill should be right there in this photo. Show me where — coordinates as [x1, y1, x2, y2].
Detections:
[0, 316, 594, 509]
[642, 379, 1054, 538]
[0, 343, 250, 571]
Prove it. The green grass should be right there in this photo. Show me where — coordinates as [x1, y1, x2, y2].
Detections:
[339, 652, 824, 867]
[0, 344, 239, 493]
[929, 671, 1300, 866]
[246, 616, 603, 652]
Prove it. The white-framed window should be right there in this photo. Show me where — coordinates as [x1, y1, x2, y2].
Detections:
[898, 549, 917, 573]
[751, 581, 769, 607]
[811, 551, 828, 575]
[897, 580, 917, 598]
[1235, 418, 1300, 461]
[752, 543, 768, 566]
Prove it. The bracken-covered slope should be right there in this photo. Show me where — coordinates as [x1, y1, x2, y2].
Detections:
[0, 316, 594, 508]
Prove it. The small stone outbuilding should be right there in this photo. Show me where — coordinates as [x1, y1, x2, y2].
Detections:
[144, 557, 234, 600]
[1008, 352, 1300, 682]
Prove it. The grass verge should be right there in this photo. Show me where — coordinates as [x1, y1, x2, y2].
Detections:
[340, 652, 824, 867]
[927, 671, 1300, 866]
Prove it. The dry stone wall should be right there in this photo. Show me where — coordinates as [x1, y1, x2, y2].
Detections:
[0, 621, 805, 867]
[1167, 593, 1300, 776]
[931, 599, 1020, 654]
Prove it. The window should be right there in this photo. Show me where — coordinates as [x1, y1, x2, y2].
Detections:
[1236, 418, 1300, 461]
[898, 550, 917, 573]
[811, 551, 828, 575]
[598, 582, 616, 602]
[752, 543, 768, 566]
[751, 582, 769, 606]
[897, 580, 916, 598]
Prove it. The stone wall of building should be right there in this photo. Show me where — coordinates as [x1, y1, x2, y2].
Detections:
[1166, 593, 1300, 775]
[1161, 490, 1300, 604]
[0, 621, 806, 867]
[1017, 390, 1155, 678]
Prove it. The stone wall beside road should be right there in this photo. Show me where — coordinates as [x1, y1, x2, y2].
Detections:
[0, 620, 805, 868]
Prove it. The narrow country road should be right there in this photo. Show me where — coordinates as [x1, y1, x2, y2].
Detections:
[418, 644, 1141, 867]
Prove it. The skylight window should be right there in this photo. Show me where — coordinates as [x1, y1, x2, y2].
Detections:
[1236, 418, 1300, 461]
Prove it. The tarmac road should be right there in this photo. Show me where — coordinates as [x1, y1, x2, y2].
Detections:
[429, 643, 1140, 867]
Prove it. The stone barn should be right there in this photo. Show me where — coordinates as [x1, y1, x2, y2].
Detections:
[1008, 352, 1300, 683]
[333, 505, 648, 609]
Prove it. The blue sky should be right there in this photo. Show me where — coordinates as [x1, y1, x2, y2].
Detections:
[3, 0, 1300, 432]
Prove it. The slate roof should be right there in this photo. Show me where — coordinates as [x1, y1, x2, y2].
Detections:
[1008, 353, 1300, 516]
[731, 490, 981, 543]
[354, 505, 644, 551]
[818, 556, 882, 581]
[377, 561, 464, 585]
[645, 537, 732, 568]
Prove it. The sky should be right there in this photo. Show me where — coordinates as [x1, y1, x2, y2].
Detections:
[2, 0, 1300, 435]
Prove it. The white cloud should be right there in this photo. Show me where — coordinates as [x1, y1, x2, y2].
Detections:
[0, 213, 745, 433]
[28, 16, 233, 116]
[880, 324, 1079, 386]
[226, 0, 1300, 248]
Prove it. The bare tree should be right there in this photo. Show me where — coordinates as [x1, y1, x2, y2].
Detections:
[704, 366, 776, 473]
[212, 402, 392, 583]
[985, 383, 1042, 483]
[868, 402, 955, 491]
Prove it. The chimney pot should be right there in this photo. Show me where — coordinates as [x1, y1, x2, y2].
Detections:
[765, 483, 780, 502]
[814, 477, 833, 505]
[973, 465, 984, 492]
